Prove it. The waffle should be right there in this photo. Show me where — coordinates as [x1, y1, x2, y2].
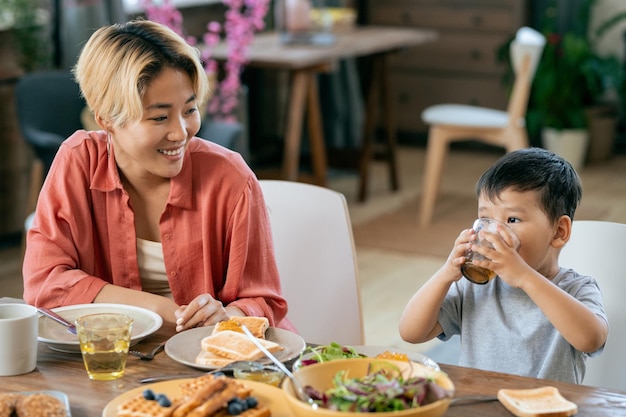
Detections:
[118, 375, 271, 417]
[117, 394, 181, 417]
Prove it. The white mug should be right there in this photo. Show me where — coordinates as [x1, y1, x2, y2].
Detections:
[0, 304, 38, 376]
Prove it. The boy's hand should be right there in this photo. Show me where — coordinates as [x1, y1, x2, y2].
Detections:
[441, 228, 476, 283]
[469, 224, 530, 287]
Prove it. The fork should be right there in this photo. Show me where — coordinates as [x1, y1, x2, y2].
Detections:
[129, 341, 166, 361]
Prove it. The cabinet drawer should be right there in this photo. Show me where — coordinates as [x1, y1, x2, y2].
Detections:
[369, 4, 517, 32]
[390, 32, 509, 74]
[390, 73, 509, 133]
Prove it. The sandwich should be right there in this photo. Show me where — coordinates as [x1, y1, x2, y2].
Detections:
[211, 316, 269, 339]
[497, 386, 578, 417]
[199, 330, 284, 361]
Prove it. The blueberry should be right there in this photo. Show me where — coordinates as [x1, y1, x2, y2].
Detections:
[246, 397, 258, 408]
[156, 394, 171, 407]
[227, 401, 243, 415]
[142, 389, 155, 400]
[213, 371, 226, 377]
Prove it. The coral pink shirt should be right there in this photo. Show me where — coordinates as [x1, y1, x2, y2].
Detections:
[23, 130, 293, 330]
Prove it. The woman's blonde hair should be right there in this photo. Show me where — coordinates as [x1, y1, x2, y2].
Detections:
[73, 19, 209, 128]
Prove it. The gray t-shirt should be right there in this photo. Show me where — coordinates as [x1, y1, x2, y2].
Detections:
[437, 267, 607, 383]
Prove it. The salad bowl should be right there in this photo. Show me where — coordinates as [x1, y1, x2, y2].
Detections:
[281, 358, 454, 417]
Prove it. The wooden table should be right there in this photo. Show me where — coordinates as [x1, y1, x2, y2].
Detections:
[210, 26, 437, 201]
[2, 323, 625, 416]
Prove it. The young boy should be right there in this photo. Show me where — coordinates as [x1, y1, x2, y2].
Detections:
[399, 148, 608, 383]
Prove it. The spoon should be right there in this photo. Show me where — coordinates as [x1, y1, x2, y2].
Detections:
[38, 308, 77, 334]
[240, 324, 318, 410]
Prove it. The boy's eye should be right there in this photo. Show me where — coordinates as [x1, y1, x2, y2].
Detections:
[507, 217, 521, 224]
[151, 116, 167, 122]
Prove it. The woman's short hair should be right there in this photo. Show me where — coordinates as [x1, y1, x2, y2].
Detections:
[73, 19, 209, 128]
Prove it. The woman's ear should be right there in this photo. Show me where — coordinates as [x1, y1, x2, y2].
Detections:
[552, 215, 572, 249]
[94, 113, 111, 131]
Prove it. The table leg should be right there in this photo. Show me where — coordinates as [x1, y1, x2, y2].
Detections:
[282, 69, 310, 181]
[358, 53, 399, 202]
[380, 54, 399, 192]
[306, 73, 327, 186]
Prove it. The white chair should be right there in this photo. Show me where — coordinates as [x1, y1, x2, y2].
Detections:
[559, 220, 626, 391]
[259, 180, 365, 345]
[419, 27, 546, 226]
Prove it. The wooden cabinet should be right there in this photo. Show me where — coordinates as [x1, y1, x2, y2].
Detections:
[366, 0, 528, 133]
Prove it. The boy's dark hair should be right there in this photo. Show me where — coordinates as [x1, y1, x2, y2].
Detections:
[476, 147, 582, 223]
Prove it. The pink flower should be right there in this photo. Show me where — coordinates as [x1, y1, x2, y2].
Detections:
[141, 0, 270, 120]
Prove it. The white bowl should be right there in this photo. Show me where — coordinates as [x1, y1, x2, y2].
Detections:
[38, 303, 163, 353]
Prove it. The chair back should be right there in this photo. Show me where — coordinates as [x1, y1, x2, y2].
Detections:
[15, 70, 86, 173]
[259, 180, 364, 345]
[506, 27, 546, 128]
[559, 220, 626, 391]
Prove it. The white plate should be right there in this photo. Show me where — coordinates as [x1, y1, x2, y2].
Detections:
[38, 303, 163, 353]
[102, 378, 290, 417]
[292, 345, 441, 371]
[165, 326, 306, 370]
[10, 390, 72, 416]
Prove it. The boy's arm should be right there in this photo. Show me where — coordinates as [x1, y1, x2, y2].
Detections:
[520, 271, 608, 353]
[399, 228, 474, 343]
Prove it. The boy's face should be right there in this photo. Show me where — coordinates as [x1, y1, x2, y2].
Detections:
[477, 188, 560, 278]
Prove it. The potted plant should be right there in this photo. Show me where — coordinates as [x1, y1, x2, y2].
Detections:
[0, 0, 52, 72]
[497, 0, 626, 170]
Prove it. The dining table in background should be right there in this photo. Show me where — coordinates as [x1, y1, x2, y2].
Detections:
[1, 321, 625, 416]
[210, 26, 438, 201]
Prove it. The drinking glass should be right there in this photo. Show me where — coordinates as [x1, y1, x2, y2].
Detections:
[75, 313, 133, 380]
[461, 218, 515, 284]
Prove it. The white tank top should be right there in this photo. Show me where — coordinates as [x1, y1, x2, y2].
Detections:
[136, 238, 172, 299]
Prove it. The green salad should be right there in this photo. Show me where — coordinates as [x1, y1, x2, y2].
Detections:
[297, 342, 366, 367]
[304, 361, 451, 412]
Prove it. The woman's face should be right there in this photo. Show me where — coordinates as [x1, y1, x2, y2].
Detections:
[109, 67, 201, 184]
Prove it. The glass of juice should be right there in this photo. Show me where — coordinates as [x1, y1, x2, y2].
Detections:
[75, 313, 133, 380]
[461, 218, 516, 284]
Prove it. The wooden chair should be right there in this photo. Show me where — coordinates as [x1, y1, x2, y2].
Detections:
[418, 27, 546, 226]
[558, 220, 626, 391]
[259, 180, 364, 345]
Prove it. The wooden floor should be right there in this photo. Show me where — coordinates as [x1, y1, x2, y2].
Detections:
[3, 145, 626, 357]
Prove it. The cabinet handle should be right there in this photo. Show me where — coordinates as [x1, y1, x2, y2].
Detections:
[470, 49, 482, 60]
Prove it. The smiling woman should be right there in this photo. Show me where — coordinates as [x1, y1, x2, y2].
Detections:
[22, 19, 294, 336]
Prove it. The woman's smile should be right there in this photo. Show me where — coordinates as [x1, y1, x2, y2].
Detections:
[158, 145, 185, 157]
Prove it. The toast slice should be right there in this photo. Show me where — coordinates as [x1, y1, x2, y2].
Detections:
[211, 316, 270, 339]
[497, 386, 578, 417]
[194, 350, 239, 367]
[200, 330, 283, 361]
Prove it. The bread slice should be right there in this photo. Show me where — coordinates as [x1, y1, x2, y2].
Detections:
[497, 386, 578, 417]
[211, 316, 270, 339]
[200, 330, 284, 361]
[194, 350, 239, 367]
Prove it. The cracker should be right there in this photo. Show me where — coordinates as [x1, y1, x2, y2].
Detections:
[15, 393, 66, 417]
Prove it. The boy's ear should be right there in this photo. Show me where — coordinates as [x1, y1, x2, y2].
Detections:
[552, 215, 572, 249]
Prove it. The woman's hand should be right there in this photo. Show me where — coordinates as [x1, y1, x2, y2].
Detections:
[174, 294, 230, 332]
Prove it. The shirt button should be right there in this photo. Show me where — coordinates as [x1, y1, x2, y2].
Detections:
[164, 234, 171, 240]
[170, 271, 177, 277]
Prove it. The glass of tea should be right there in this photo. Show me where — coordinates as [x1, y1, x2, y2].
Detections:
[461, 218, 515, 285]
[75, 313, 133, 380]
